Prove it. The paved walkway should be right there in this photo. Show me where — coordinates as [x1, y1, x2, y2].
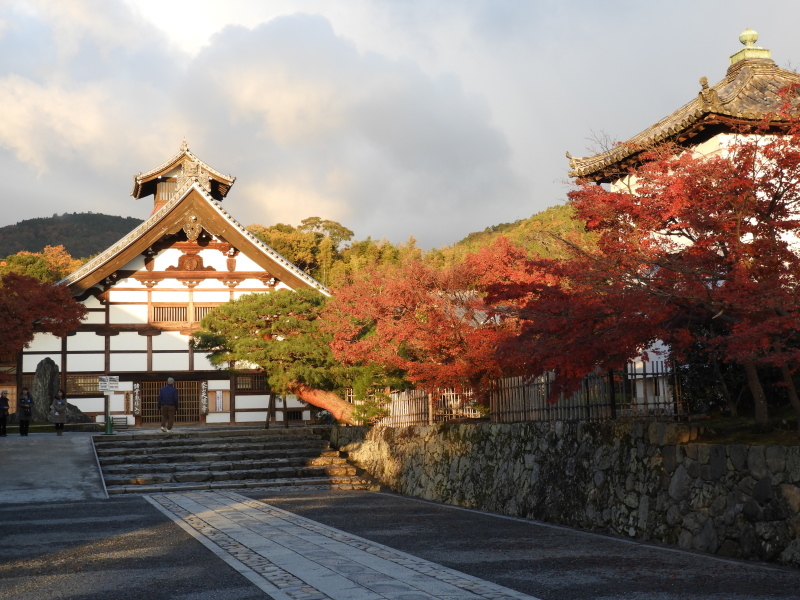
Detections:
[147, 490, 542, 600]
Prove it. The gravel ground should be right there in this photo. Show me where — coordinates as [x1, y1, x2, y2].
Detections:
[0, 496, 265, 600]
[245, 488, 800, 600]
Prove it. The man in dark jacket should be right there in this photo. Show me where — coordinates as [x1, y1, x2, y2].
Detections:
[158, 377, 179, 433]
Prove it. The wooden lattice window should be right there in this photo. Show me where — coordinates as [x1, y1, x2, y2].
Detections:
[153, 305, 187, 322]
[235, 373, 268, 392]
[66, 375, 100, 395]
[194, 305, 216, 321]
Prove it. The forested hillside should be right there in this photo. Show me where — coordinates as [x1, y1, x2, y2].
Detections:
[0, 213, 142, 258]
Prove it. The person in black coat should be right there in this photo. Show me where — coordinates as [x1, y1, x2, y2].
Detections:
[16, 387, 32, 436]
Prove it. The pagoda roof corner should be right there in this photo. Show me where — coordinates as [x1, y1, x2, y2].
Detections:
[568, 33, 800, 182]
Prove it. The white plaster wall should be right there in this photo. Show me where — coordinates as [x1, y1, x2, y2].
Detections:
[121, 255, 146, 271]
[110, 332, 148, 351]
[109, 290, 148, 303]
[114, 279, 148, 289]
[206, 412, 231, 424]
[152, 290, 190, 302]
[193, 353, 216, 371]
[111, 353, 147, 372]
[68, 332, 104, 352]
[194, 279, 227, 289]
[116, 381, 133, 392]
[70, 397, 105, 412]
[83, 295, 103, 310]
[208, 380, 230, 391]
[27, 333, 62, 352]
[23, 354, 60, 372]
[152, 331, 188, 350]
[153, 249, 183, 270]
[199, 250, 228, 270]
[193, 291, 230, 303]
[110, 305, 148, 324]
[235, 396, 269, 409]
[82, 310, 106, 325]
[234, 254, 261, 271]
[235, 411, 267, 422]
[67, 354, 104, 372]
[153, 353, 189, 371]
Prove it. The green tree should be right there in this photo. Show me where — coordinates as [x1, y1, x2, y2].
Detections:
[193, 288, 378, 424]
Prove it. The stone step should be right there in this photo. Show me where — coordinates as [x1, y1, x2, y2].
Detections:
[101, 455, 350, 474]
[105, 476, 378, 495]
[98, 447, 341, 466]
[94, 433, 326, 450]
[93, 428, 327, 446]
[104, 464, 358, 487]
[95, 439, 332, 458]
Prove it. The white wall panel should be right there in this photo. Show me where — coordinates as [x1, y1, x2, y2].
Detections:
[121, 256, 146, 271]
[68, 332, 104, 352]
[110, 332, 148, 351]
[111, 353, 146, 372]
[193, 291, 230, 303]
[206, 412, 231, 424]
[23, 353, 61, 372]
[71, 397, 105, 412]
[193, 353, 216, 371]
[199, 250, 228, 270]
[82, 311, 106, 324]
[152, 290, 190, 302]
[235, 411, 267, 422]
[109, 290, 148, 303]
[110, 305, 148, 324]
[195, 279, 227, 289]
[67, 354, 104, 372]
[83, 295, 103, 310]
[153, 249, 183, 270]
[152, 331, 188, 350]
[208, 380, 230, 391]
[234, 254, 261, 271]
[28, 333, 62, 352]
[153, 353, 189, 371]
[235, 396, 269, 409]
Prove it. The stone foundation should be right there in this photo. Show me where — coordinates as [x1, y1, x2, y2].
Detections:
[331, 421, 800, 566]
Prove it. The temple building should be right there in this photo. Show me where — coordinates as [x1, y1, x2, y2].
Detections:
[19, 142, 328, 427]
[567, 29, 800, 184]
[565, 30, 800, 411]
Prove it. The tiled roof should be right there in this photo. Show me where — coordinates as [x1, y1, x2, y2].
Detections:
[568, 54, 800, 181]
[131, 140, 236, 199]
[61, 182, 329, 295]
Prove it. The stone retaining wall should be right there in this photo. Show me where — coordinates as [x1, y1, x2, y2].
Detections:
[331, 421, 800, 566]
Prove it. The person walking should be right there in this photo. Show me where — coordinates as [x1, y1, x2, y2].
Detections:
[51, 389, 67, 436]
[158, 377, 179, 433]
[0, 390, 9, 437]
[16, 387, 32, 436]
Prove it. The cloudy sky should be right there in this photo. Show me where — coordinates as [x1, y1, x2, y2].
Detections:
[1, 1, 799, 248]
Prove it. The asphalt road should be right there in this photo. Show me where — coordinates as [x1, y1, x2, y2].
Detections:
[2, 489, 800, 600]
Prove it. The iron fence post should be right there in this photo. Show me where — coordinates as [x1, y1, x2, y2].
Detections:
[607, 370, 616, 420]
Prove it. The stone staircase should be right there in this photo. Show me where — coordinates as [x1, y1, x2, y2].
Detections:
[93, 427, 378, 495]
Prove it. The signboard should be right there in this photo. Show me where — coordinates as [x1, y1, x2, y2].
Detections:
[98, 376, 120, 391]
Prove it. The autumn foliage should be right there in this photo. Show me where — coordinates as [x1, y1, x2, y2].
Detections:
[0, 273, 86, 353]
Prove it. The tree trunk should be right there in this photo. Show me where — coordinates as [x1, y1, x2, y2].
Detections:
[743, 361, 770, 429]
[287, 382, 355, 425]
[712, 357, 737, 417]
[779, 363, 800, 436]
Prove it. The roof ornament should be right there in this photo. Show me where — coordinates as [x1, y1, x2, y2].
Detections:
[730, 28, 771, 66]
[698, 76, 723, 112]
[180, 138, 189, 153]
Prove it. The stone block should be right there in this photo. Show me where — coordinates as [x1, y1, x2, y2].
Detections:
[717, 539, 742, 558]
[710, 445, 727, 479]
[766, 446, 787, 475]
[780, 484, 800, 514]
[752, 478, 774, 504]
[666, 504, 682, 526]
[669, 465, 691, 501]
[684, 444, 698, 460]
[678, 528, 693, 549]
[687, 460, 701, 479]
[747, 447, 769, 480]
[786, 447, 800, 483]
[663, 446, 677, 474]
[692, 519, 718, 553]
[728, 445, 748, 471]
[779, 539, 800, 567]
[697, 444, 711, 465]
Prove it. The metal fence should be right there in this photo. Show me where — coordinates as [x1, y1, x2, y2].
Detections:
[354, 360, 686, 427]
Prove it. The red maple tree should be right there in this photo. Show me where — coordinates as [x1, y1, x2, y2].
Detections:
[484, 121, 800, 429]
[324, 251, 522, 403]
[0, 273, 86, 353]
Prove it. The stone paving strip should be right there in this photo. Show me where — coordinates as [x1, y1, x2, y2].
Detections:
[146, 490, 542, 600]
